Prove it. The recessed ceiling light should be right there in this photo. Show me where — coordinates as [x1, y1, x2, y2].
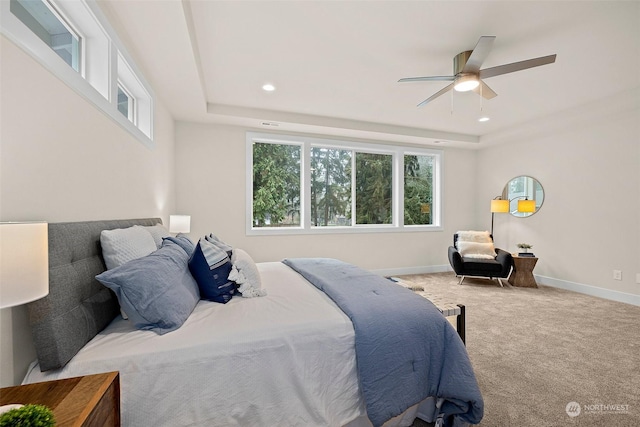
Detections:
[262, 83, 276, 92]
[478, 117, 490, 122]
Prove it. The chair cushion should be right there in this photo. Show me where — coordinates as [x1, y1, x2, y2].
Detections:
[460, 257, 504, 275]
[457, 241, 497, 259]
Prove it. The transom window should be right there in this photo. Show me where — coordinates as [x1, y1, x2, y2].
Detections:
[117, 83, 135, 123]
[2, 0, 154, 146]
[247, 133, 442, 235]
[10, 0, 80, 72]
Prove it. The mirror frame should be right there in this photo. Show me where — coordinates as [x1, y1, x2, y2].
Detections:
[501, 175, 545, 217]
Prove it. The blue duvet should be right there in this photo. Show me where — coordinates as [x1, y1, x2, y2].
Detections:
[283, 258, 483, 427]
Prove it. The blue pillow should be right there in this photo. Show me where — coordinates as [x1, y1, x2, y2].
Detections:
[96, 241, 200, 334]
[188, 238, 236, 304]
[163, 234, 195, 257]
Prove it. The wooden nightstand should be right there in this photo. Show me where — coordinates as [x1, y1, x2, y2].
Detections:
[0, 371, 120, 427]
[509, 256, 538, 288]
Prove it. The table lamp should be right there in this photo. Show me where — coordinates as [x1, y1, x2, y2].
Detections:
[169, 215, 191, 234]
[0, 222, 49, 309]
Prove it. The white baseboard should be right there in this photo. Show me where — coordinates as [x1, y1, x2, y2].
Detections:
[372, 265, 451, 277]
[535, 275, 639, 306]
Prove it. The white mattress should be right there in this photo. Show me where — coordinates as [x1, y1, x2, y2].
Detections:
[24, 262, 435, 426]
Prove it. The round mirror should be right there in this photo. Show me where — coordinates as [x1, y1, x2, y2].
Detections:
[501, 176, 544, 217]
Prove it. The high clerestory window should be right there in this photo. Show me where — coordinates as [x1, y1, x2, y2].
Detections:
[247, 132, 442, 235]
[2, 0, 154, 146]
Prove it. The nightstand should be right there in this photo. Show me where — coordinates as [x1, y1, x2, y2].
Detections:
[0, 371, 120, 426]
[509, 256, 538, 288]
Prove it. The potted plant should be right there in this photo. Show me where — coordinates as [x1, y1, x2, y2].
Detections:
[517, 243, 534, 257]
[0, 404, 55, 427]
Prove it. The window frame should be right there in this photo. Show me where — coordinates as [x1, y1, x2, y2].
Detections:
[1, 0, 154, 147]
[246, 132, 443, 235]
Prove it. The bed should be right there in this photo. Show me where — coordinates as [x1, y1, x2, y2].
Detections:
[23, 218, 483, 427]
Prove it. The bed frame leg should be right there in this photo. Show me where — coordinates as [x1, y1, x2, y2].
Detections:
[456, 304, 466, 345]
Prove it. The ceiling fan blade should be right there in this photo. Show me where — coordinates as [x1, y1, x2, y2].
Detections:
[398, 76, 454, 83]
[462, 36, 496, 73]
[473, 81, 497, 99]
[417, 83, 454, 107]
[480, 54, 557, 79]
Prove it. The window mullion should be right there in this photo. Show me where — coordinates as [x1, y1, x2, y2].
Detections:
[302, 142, 311, 230]
[396, 152, 404, 227]
[350, 150, 356, 227]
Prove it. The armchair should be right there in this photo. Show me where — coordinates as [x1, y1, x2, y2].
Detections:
[448, 232, 513, 286]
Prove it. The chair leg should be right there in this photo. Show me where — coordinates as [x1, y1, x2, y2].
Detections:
[497, 278, 505, 287]
[458, 275, 465, 285]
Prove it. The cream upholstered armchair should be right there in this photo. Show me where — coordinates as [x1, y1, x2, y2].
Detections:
[448, 231, 513, 286]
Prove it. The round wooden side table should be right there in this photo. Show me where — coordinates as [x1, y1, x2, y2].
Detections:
[508, 256, 538, 287]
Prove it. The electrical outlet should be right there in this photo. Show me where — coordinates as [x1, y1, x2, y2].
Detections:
[636, 273, 640, 284]
[613, 270, 622, 281]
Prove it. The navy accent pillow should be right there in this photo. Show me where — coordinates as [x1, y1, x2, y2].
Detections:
[95, 241, 200, 335]
[188, 238, 236, 304]
[163, 234, 195, 257]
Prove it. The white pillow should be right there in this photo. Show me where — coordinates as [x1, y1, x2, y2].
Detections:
[100, 226, 158, 270]
[457, 241, 497, 260]
[144, 224, 171, 248]
[456, 230, 492, 245]
[229, 249, 266, 298]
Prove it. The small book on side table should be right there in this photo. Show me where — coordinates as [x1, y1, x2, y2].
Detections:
[518, 252, 536, 257]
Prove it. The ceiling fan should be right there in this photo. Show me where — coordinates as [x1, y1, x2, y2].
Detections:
[399, 36, 556, 107]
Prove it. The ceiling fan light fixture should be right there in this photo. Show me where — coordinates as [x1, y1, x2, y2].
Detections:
[454, 74, 479, 92]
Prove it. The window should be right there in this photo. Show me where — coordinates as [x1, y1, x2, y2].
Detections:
[117, 84, 134, 123]
[252, 142, 301, 227]
[355, 152, 393, 225]
[404, 154, 434, 225]
[247, 133, 442, 234]
[310, 147, 351, 227]
[10, 0, 80, 72]
[2, 0, 154, 146]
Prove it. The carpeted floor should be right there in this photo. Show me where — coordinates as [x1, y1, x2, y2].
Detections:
[399, 272, 640, 427]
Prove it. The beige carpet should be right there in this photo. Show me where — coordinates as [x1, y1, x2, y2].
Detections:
[399, 272, 640, 427]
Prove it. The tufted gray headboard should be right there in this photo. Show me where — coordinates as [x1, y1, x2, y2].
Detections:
[26, 218, 162, 371]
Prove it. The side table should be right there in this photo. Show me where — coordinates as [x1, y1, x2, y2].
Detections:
[508, 256, 538, 287]
[0, 371, 120, 426]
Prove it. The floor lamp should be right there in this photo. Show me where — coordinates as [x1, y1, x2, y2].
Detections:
[490, 197, 509, 236]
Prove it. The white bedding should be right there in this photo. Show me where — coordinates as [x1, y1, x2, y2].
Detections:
[24, 262, 435, 427]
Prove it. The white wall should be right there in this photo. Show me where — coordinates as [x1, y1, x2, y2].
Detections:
[0, 35, 176, 386]
[175, 123, 481, 273]
[175, 91, 640, 305]
[477, 91, 640, 300]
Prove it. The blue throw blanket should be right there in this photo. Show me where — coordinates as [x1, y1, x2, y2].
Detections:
[282, 258, 483, 427]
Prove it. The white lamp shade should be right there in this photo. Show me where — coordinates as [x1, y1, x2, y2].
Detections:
[0, 222, 49, 309]
[490, 199, 509, 213]
[169, 215, 191, 233]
